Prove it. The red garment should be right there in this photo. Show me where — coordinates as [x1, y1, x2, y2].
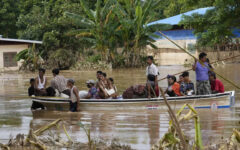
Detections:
[155, 85, 159, 97]
[172, 82, 181, 96]
[211, 79, 224, 93]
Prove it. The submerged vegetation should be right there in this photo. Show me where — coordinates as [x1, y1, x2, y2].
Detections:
[1, 0, 240, 70]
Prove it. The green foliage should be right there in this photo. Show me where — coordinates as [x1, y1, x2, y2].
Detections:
[181, 0, 240, 48]
[48, 49, 77, 70]
[0, 0, 19, 37]
[15, 44, 43, 71]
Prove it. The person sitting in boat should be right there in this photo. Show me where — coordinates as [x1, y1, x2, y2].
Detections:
[209, 72, 224, 94]
[193, 52, 211, 95]
[96, 71, 102, 82]
[35, 68, 47, 96]
[28, 78, 35, 97]
[97, 73, 116, 99]
[85, 80, 98, 99]
[28, 78, 45, 110]
[165, 75, 181, 97]
[51, 69, 70, 97]
[109, 77, 117, 93]
[177, 75, 184, 84]
[67, 79, 80, 112]
[180, 71, 195, 96]
[146, 56, 159, 98]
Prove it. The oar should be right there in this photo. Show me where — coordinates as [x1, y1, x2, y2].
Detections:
[158, 31, 240, 89]
[158, 54, 240, 81]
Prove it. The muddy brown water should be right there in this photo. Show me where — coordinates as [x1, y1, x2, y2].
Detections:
[0, 64, 239, 150]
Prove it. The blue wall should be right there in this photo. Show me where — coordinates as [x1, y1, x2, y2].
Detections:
[154, 29, 240, 40]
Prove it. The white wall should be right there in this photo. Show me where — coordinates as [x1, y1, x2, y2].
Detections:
[0, 44, 28, 71]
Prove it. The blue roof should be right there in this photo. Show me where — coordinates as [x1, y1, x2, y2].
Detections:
[147, 7, 214, 26]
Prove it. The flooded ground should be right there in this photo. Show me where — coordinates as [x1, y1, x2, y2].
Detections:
[0, 64, 239, 149]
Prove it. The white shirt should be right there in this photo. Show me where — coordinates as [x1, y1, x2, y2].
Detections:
[146, 63, 159, 76]
[38, 76, 46, 89]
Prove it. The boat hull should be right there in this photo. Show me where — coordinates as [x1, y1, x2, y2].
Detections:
[32, 91, 235, 111]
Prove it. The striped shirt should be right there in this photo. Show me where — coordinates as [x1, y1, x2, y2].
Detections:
[51, 75, 68, 93]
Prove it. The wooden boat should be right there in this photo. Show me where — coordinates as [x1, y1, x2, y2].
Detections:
[32, 91, 235, 111]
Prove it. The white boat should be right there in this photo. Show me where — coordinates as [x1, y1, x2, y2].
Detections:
[31, 91, 235, 111]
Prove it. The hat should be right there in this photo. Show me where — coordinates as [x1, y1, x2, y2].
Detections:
[68, 79, 75, 84]
[86, 80, 95, 84]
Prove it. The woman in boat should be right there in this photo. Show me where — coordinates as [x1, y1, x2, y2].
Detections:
[180, 71, 195, 96]
[209, 72, 224, 93]
[165, 75, 181, 97]
[35, 68, 47, 96]
[192, 52, 211, 95]
[97, 73, 117, 99]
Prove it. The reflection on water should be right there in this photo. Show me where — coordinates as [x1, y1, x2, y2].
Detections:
[0, 64, 239, 149]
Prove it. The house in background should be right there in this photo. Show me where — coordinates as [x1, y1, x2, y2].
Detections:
[147, 7, 240, 65]
[0, 35, 42, 71]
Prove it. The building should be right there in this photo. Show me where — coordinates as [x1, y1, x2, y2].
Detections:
[147, 7, 240, 65]
[0, 35, 42, 71]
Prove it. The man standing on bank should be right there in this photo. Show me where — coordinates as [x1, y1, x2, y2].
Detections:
[193, 52, 211, 95]
[146, 56, 159, 98]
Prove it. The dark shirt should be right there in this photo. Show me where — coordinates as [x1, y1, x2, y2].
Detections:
[180, 81, 195, 95]
[28, 86, 35, 96]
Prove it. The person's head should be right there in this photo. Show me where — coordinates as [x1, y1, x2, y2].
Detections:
[167, 75, 176, 85]
[99, 73, 105, 81]
[52, 68, 59, 77]
[209, 72, 216, 82]
[38, 68, 45, 77]
[96, 71, 102, 80]
[147, 56, 154, 65]
[102, 72, 107, 78]
[179, 75, 183, 82]
[86, 80, 95, 88]
[199, 52, 207, 62]
[182, 71, 190, 82]
[67, 79, 75, 87]
[109, 77, 114, 84]
[30, 78, 35, 86]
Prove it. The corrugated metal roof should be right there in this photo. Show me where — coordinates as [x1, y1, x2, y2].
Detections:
[0, 37, 42, 44]
[148, 7, 214, 26]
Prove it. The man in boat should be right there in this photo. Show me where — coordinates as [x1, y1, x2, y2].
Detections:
[67, 79, 80, 112]
[85, 80, 98, 99]
[35, 68, 47, 96]
[146, 56, 159, 98]
[193, 52, 211, 95]
[209, 72, 225, 93]
[180, 71, 195, 96]
[51, 69, 70, 96]
[165, 75, 181, 97]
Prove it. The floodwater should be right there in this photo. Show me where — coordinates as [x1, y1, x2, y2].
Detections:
[0, 64, 239, 149]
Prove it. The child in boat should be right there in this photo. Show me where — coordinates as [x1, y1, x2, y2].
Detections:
[209, 72, 224, 93]
[180, 71, 195, 96]
[67, 79, 80, 112]
[28, 78, 35, 96]
[85, 80, 98, 99]
[29, 78, 45, 110]
[165, 75, 181, 97]
[177, 75, 184, 84]
[109, 77, 117, 93]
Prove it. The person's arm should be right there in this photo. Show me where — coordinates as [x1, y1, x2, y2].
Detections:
[180, 84, 185, 96]
[73, 87, 80, 111]
[44, 78, 47, 89]
[192, 59, 197, 71]
[35, 77, 40, 90]
[98, 82, 108, 97]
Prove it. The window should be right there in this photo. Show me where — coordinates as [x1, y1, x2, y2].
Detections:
[3, 52, 18, 67]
